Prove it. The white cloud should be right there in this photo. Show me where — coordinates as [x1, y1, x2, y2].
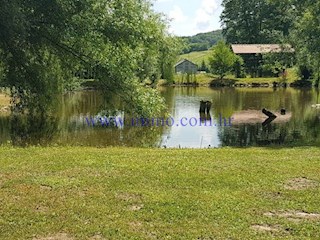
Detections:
[193, 0, 219, 33]
[195, 8, 211, 30]
[153, 0, 222, 36]
[169, 5, 188, 23]
[201, 0, 218, 14]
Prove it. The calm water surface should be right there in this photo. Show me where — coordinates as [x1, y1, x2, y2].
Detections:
[0, 87, 319, 148]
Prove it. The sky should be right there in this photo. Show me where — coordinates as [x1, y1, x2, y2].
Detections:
[152, 0, 223, 37]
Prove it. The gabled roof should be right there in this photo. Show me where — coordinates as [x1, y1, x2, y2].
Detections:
[231, 44, 295, 54]
[175, 59, 197, 67]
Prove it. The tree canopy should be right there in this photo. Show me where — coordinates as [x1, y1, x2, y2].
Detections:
[0, 0, 181, 117]
[221, 0, 294, 44]
[221, 0, 320, 83]
[209, 41, 237, 79]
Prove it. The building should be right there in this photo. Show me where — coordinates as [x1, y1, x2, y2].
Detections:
[231, 44, 295, 55]
[230, 44, 295, 77]
[175, 59, 198, 74]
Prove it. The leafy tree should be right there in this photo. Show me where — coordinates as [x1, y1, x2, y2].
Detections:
[209, 41, 236, 79]
[158, 36, 183, 83]
[233, 55, 245, 78]
[221, 0, 294, 44]
[0, 0, 177, 117]
[261, 51, 295, 78]
[199, 60, 209, 73]
[292, 1, 320, 85]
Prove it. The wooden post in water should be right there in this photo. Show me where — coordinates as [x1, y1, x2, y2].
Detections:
[206, 101, 212, 114]
[199, 101, 206, 113]
[200, 101, 212, 113]
[262, 108, 276, 118]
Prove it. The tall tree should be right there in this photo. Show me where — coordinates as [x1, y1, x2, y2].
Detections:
[292, 1, 320, 84]
[221, 0, 294, 44]
[0, 0, 176, 117]
[209, 41, 236, 79]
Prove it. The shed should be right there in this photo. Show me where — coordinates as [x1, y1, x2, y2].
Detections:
[175, 59, 198, 74]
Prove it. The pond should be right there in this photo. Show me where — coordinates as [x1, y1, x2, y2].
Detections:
[0, 87, 319, 148]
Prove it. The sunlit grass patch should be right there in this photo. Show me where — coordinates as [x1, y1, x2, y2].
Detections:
[0, 147, 319, 239]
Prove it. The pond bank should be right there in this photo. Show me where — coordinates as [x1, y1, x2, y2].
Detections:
[0, 147, 319, 239]
[165, 80, 314, 88]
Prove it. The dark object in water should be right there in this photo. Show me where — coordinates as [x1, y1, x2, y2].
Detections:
[262, 115, 276, 127]
[262, 108, 276, 118]
[273, 81, 278, 88]
[200, 112, 212, 122]
[199, 100, 212, 113]
[206, 101, 212, 114]
[199, 101, 206, 113]
[262, 108, 277, 127]
[281, 108, 286, 115]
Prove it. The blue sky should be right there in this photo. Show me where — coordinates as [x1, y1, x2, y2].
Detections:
[152, 0, 223, 36]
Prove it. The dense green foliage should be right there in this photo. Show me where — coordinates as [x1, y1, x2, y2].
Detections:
[293, 1, 320, 85]
[208, 41, 237, 79]
[180, 30, 223, 54]
[221, 0, 320, 83]
[221, 0, 294, 44]
[0, 0, 181, 117]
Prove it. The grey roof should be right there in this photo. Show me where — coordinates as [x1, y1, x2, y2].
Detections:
[231, 44, 295, 54]
[175, 59, 197, 67]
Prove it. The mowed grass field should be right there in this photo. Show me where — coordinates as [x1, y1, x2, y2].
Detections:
[178, 50, 211, 66]
[0, 147, 320, 239]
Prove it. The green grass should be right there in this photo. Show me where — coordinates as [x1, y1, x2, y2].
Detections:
[174, 68, 298, 86]
[178, 50, 211, 66]
[177, 48, 300, 86]
[0, 147, 320, 239]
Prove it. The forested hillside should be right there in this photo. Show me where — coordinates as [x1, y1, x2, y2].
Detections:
[180, 30, 223, 54]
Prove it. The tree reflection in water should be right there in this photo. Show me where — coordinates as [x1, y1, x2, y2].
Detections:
[0, 87, 319, 148]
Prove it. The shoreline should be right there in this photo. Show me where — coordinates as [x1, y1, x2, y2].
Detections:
[161, 80, 314, 88]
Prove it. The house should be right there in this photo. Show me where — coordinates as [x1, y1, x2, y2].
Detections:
[175, 59, 198, 74]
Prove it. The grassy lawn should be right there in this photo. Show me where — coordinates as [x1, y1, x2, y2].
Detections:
[0, 147, 320, 239]
[174, 68, 298, 86]
[178, 50, 211, 66]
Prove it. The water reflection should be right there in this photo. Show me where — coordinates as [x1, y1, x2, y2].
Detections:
[160, 87, 320, 148]
[0, 87, 319, 148]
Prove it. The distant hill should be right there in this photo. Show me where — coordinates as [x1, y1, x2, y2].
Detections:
[180, 30, 223, 54]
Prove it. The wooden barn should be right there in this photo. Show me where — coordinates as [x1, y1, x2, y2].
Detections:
[231, 44, 294, 55]
[230, 44, 295, 77]
[175, 59, 198, 74]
